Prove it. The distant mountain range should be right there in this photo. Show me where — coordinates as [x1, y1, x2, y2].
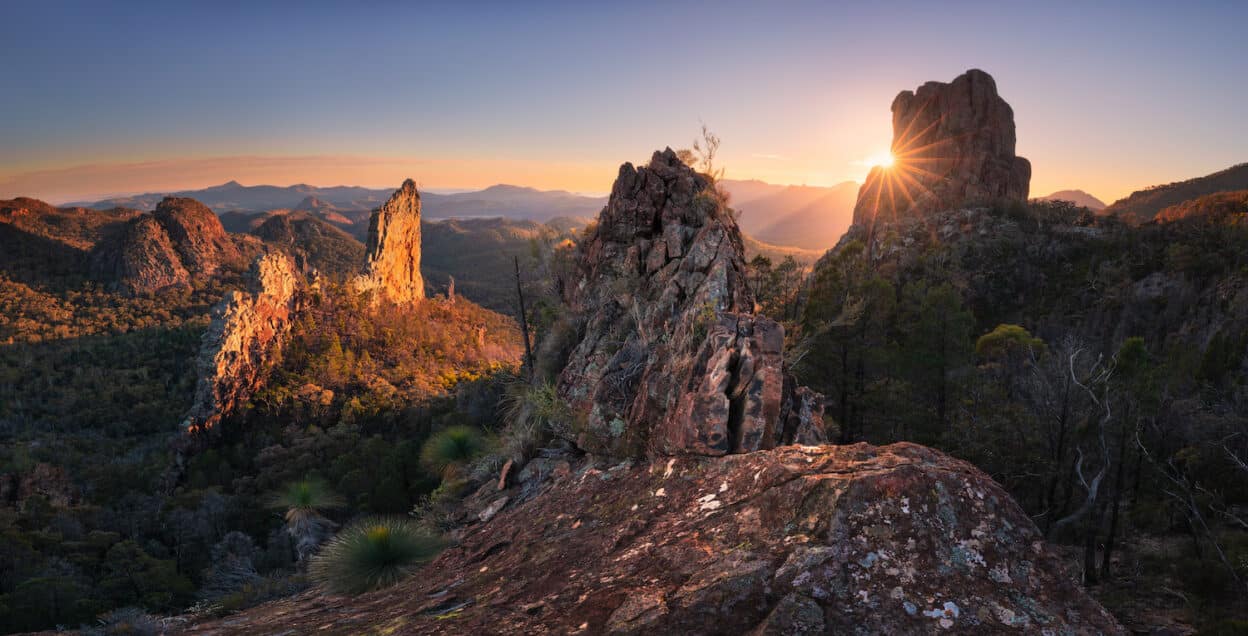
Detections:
[1035, 189, 1106, 210]
[76, 178, 865, 252]
[73, 181, 611, 225]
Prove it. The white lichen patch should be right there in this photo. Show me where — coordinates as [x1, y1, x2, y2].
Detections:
[697, 493, 721, 511]
[654, 487, 666, 497]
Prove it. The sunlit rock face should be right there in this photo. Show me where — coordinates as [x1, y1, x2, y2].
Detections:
[852, 69, 1031, 228]
[182, 252, 300, 432]
[556, 148, 825, 457]
[354, 179, 424, 305]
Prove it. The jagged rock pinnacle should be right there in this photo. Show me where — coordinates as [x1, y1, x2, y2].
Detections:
[852, 69, 1031, 228]
[557, 148, 825, 457]
[354, 179, 424, 305]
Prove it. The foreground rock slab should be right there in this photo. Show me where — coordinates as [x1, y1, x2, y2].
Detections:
[184, 443, 1121, 635]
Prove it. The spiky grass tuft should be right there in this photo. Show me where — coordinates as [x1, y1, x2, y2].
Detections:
[419, 425, 490, 477]
[308, 517, 444, 595]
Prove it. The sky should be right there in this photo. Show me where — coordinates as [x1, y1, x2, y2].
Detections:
[2, 1, 1246, 204]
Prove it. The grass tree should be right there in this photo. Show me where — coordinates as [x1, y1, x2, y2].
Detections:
[266, 479, 345, 565]
[309, 517, 444, 595]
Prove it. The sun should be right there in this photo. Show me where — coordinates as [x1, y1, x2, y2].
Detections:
[866, 151, 895, 169]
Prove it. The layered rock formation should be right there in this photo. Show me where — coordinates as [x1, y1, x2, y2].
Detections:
[354, 179, 425, 304]
[152, 196, 242, 274]
[852, 69, 1031, 228]
[185, 443, 1121, 634]
[182, 252, 300, 432]
[90, 214, 192, 294]
[90, 196, 243, 294]
[556, 149, 824, 457]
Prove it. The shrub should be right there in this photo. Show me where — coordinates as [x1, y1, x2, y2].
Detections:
[419, 425, 490, 477]
[308, 517, 444, 595]
[975, 324, 1046, 362]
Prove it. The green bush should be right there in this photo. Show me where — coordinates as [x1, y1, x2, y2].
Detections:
[419, 426, 490, 477]
[308, 517, 444, 595]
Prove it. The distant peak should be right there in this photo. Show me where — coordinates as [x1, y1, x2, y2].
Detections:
[482, 184, 537, 194]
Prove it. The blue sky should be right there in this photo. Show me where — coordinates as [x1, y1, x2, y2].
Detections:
[2, 0, 1245, 202]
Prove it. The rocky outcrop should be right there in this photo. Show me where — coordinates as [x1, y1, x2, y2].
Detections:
[185, 443, 1121, 634]
[182, 252, 300, 432]
[556, 149, 824, 457]
[354, 179, 425, 304]
[89, 196, 243, 295]
[852, 69, 1031, 228]
[89, 214, 192, 295]
[152, 197, 242, 274]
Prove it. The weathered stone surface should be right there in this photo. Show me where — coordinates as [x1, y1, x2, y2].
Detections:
[153, 196, 242, 274]
[182, 252, 300, 432]
[354, 179, 425, 304]
[184, 443, 1122, 634]
[852, 69, 1031, 228]
[89, 214, 191, 294]
[557, 149, 824, 457]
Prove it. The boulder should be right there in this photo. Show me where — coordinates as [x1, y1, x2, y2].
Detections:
[182, 443, 1123, 634]
[354, 179, 425, 304]
[852, 69, 1031, 228]
[557, 149, 824, 457]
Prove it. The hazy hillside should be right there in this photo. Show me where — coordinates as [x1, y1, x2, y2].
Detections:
[721, 179, 859, 250]
[1035, 189, 1105, 210]
[1102, 162, 1248, 222]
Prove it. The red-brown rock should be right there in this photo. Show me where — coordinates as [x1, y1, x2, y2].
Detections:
[89, 214, 192, 295]
[557, 149, 824, 457]
[853, 69, 1031, 228]
[183, 443, 1122, 634]
[153, 196, 242, 274]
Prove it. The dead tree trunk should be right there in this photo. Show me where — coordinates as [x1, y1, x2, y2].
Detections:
[514, 256, 534, 379]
